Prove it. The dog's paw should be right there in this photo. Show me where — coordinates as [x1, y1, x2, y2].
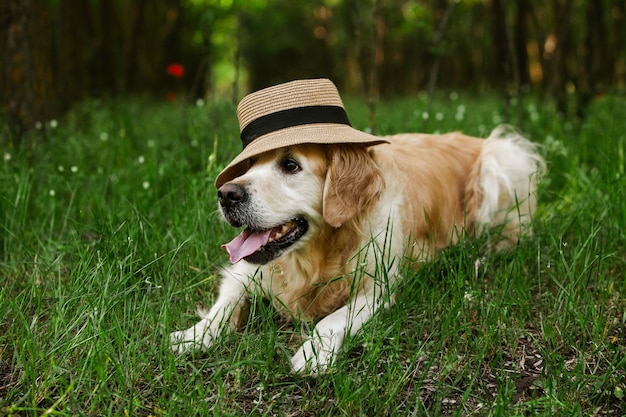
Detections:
[169, 326, 212, 354]
[290, 333, 341, 376]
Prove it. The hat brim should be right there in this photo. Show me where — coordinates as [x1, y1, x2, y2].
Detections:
[215, 123, 388, 188]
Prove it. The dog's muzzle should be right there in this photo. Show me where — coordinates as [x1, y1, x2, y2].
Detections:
[217, 183, 309, 264]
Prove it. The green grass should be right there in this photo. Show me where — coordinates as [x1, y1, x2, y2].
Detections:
[1, 92, 624, 416]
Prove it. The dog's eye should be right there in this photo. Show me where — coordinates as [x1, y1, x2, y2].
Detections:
[280, 157, 301, 174]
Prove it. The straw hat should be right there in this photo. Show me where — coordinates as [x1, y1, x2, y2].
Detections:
[215, 78, 389, 188]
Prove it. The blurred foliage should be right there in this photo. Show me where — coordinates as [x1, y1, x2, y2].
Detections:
[1, 0, 625, 142]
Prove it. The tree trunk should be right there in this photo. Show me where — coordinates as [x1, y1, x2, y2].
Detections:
[424, 0, 457, 130]
[1, 0, 56, 142]
[515, 0, 531, 86]
[57, 0, 91, 108]
[94, 0, 121, 94]
[578, 0, 607, 117]
[609, 0, 626, 83]
[545, 0, 573, 114]
[126, 0, 148, 93]
[488, 0, 509, 90]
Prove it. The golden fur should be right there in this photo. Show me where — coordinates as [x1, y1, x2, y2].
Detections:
[171, 126, 544, 375]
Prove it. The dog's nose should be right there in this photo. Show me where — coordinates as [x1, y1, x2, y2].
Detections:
[218, 183, 248, 208]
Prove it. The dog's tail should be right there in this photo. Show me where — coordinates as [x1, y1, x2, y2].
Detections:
[470, 125, 545, 249]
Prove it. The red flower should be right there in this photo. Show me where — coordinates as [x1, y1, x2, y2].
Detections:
[166, 63, 185, 78]
[166, 91, 176, 102]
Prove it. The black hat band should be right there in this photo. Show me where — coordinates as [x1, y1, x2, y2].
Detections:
[240, 105, 351, 149]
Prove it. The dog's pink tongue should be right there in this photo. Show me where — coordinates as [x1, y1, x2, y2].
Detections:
[223, 229, 271, 263]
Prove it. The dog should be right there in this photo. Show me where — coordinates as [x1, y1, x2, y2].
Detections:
[169, 79, 544, 375]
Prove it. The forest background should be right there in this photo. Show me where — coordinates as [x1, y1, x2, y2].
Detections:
[2, 0, 625, 141]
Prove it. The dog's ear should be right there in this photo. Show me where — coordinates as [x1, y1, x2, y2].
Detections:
[323, 146, 385, 227]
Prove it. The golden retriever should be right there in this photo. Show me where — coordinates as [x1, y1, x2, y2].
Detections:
[170, 126, 544, 375]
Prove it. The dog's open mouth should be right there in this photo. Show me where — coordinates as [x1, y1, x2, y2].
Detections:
[223, 218, 308, 264]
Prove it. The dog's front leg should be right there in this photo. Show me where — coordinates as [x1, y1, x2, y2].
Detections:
[290, 287, 386, 375]
[170, 264, 253, 354]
